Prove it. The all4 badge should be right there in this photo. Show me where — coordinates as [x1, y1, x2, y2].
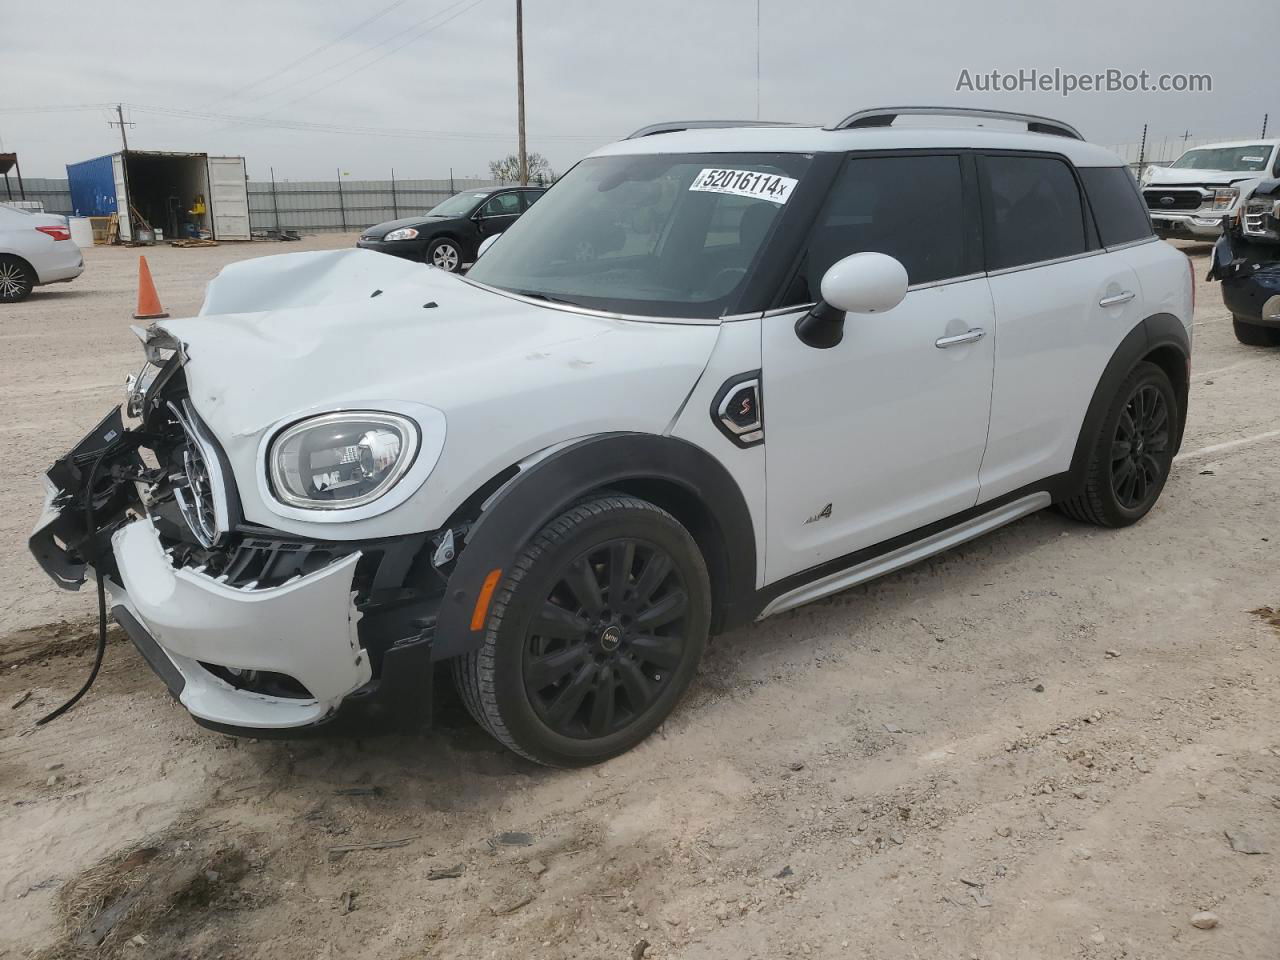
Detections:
[804, 503, 832, 524]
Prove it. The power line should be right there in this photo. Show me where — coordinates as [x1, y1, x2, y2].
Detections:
[232, 0, 480, 114]
[263, 0, 489, 113]
[204, 0, 412, 109]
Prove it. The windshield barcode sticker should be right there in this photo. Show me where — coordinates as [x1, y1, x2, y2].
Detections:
[690, 168, 797, 204]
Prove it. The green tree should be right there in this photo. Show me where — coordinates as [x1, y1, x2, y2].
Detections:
[488, 152, 556, 185]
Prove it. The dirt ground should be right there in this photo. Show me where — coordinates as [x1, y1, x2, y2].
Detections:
[1, 237, 1277, 960]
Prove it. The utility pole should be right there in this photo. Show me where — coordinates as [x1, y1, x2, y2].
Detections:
[516, 0, 527, 185]
[755, 0, 761, 120]
[270, 167, 281, 233]
[1180, 129, 1193, 148]
[109, 103, 134, 153]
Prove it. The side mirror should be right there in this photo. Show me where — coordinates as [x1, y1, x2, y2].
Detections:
[477, 234, 500, 259]
[795, 252, 908, 349]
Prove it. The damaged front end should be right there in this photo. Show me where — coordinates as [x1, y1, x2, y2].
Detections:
[29, 328, 441, 734]
[1207, 203, 1280, 329]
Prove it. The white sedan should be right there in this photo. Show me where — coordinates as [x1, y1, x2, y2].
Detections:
[0, 203, 84, 303]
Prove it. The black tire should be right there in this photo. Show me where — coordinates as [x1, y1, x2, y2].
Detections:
[0, 255, 35, 303]
[1232, 315, 1280, 346]
[452, 494, 711, 767]
[426, 237, 463, 272]
[1058, 361, 1178, 528]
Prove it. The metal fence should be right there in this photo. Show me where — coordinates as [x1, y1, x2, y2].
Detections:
[2, 174, 545, 233]
[3, 177, 73, 215]
[249, 176, 508, 234]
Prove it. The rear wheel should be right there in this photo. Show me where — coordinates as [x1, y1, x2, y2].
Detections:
[426, 238, 462, 272]
[1058, 361, 1178, 528]
[1232, 315, 1280, 346]
[0, 256, 35, 303]
[453, 494, 710, 767]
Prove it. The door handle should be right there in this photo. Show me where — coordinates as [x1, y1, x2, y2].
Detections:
[1099, 290, 1136, 307]
[935, 327, 987, 349]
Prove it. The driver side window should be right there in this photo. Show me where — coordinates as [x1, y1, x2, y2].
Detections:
[481, 193, 521, 217]
[784, 154, 968, 305]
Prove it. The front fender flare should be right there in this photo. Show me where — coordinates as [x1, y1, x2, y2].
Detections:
[433, 433, 756, 659]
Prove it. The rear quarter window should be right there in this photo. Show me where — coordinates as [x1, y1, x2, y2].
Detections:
[1080, 166, 1154, 247]
[980, 155, 1088, 271]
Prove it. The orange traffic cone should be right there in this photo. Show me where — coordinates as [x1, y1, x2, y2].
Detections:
[133, 256, 169, 320]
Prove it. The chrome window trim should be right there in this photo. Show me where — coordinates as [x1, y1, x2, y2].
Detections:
[986, 247, 1105, 278]
[761, 271, 990, 317]
[1104, 236, 1159, 253]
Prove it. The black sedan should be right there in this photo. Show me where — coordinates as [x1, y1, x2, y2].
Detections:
[356, 185, 546, 272]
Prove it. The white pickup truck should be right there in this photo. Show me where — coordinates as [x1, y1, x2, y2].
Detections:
[1141, 138, 1280, 241]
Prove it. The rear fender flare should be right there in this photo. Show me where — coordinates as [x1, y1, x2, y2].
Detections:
[1067, 312, 1190, 491]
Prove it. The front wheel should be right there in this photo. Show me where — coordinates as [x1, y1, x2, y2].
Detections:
[1058, 361, 1178, 528]
[453, 494, 710, 767]
[426, 237, 462, 272]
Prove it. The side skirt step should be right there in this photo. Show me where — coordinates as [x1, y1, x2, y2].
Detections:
[756, 492, 1051, 619]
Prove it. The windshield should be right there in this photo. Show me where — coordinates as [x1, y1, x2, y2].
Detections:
[1170, 145, 1274, 171]
[427, 192, 490, 217]
[465, 152, 811, 318]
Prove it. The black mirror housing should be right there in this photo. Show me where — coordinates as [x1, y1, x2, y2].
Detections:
[794, 301, 846, 349]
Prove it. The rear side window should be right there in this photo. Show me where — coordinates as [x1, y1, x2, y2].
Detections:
[981, 155, 1088, 270]
[792, 154, 967, 299]
[1079, 166, 1153, 247]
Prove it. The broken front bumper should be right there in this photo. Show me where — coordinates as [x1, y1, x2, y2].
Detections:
[29, 407, 439, 735]
[109, 518, 370, 729]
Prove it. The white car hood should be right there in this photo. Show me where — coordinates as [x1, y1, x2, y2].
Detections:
[158, 249, 722, 539]
[1145, 167, 1261, 187]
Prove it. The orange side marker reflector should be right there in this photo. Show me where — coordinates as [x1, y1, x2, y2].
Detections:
[470, 568, 503, 631]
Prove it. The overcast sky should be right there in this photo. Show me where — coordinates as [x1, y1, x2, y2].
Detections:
[2, 0, 1274, 181]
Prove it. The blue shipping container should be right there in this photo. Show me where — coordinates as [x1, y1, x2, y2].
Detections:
[66, 154, 118, 217]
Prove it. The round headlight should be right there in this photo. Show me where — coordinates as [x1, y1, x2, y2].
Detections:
[269, 412, 419, 509]
[383, 227, 419, 241]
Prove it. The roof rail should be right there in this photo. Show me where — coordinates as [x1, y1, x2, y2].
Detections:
[828, 106, 1083, 141]
[625, 120, 803, 139]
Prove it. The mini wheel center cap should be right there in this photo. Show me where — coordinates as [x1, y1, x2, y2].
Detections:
[598, 625, 623, 652]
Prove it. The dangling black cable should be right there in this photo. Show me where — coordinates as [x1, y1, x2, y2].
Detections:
[36, 450, 112, 726]
[36, 577, 107, 726]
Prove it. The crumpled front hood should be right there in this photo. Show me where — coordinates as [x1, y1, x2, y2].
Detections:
[157, 249, 721, 538]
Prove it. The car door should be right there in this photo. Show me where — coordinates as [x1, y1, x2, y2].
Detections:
[475, 191, 523, 239]
[761, 153, 996, 584]
[976, 153, 1145, 502]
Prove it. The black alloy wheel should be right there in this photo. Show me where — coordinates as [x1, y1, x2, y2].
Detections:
[1057, 360, 1178, 528]
[453, 494, 710, 767]
[1109, 382, 1171, 511]
[522, 538, 690, 740]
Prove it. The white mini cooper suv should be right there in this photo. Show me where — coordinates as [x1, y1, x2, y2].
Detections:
[32, 107, 1193, 766]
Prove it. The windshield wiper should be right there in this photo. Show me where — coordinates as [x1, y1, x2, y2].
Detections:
[510, 289, 586, 307]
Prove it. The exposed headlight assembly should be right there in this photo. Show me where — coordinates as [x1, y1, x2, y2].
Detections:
[270, 412, 419, 509]
[382, 227, 419, 241]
